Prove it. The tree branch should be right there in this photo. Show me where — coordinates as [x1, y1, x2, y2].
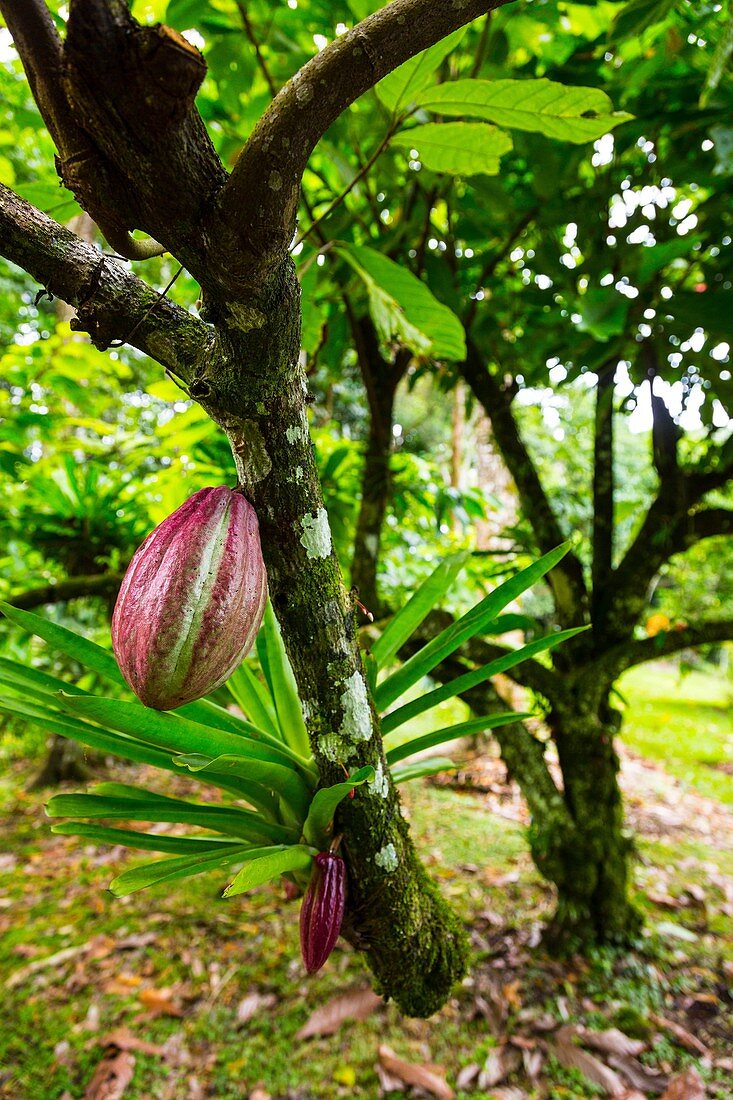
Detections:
[459, 338, 588, 627]
[0, 183, 213, 383]
[216, 0, 515, 279]
[603, 619, 733, 680]
[9, 573, 124, 610]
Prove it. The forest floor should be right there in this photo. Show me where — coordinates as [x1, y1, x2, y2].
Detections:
[0, 661, 731, 1100]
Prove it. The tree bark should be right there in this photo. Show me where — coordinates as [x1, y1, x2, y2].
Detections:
[28, 733, 90, 789]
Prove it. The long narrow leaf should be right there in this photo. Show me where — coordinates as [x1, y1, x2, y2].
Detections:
[222, 844, 314, 897]
[370, 551, 470, 669]
[174, 754, 313, 820]
[386, 712, 530, 765]
[51, 822, 247, 854]
[110, 844, 260, 897]
[391, 758, 460, 783]
[375, 543, 571, 710]
[382, 626, 586, 733]
[0, 602, 125, 686]
[225, 662, 281, 739]
[258, 601, 310, 758]
[45, 793, 296, 844]
[0, 658, 88, 698]
[302, 766, 374, 847]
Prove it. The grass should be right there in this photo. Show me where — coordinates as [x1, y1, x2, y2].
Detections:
[0, 659, 731, 1098]
[619, 660, 733, 806]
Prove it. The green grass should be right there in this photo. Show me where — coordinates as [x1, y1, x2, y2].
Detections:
[618, 660, 733, 806]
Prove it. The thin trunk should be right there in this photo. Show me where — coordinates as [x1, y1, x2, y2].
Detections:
[351, 410, 394, 616]
[29, 734, 90, 789]
[591, 364, 615, 646]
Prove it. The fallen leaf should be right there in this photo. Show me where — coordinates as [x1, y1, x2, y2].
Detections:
[660, 1067, 706, 1100]
[608, 1053, 669, 1094]
[502, 979, 523, 1009]
[521, 1048, 544, 1080]
[455, 1064, 480, 1090]
[84, 1050, 135, 1100]
[248, 1088, 271, 1100]
[236, 991, 277, 1027]
[579, 1028, 647, 1058]
[137, 987, 184, 1018]
[478, 1045, 522, 1090]
[101, 1029, 165, 1057]
[552, 1027, 626, 1097]
[378, 1045, 454, 1100]
[649, 1014, 710, 1057]
[7, 943, 89, 989]
[297, 987, 382, 1039]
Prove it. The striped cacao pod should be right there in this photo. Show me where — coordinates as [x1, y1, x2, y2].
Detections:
[299, 851, 346, 974]
[112, 486, 267, 710]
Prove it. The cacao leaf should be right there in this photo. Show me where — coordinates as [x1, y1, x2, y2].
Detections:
[390, 758, 459, 784]
[226, 661, 281, 740]
[386, 713, 530, 765]
[381, 625, 586, 733]
[392, 122, 513, 177]
[174, 753, 313, 820]
[0, 600, 124, 685]
[375, 26, 467, 113]
[375, 542, 572, 710]
[257, 601, 311, 760]
[222, 844, 314, 897]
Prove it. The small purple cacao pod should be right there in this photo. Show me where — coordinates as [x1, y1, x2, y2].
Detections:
[299, 851, 346, 974]
[112, 486, 267, 710]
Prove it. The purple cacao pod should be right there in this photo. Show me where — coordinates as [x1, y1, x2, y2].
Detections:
[112, 486, 267, 710]
[299, 851, 346, 974]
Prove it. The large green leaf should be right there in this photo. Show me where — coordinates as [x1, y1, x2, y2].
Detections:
[226, 661, 281, 740]
[375, 543, 571, 711]
[51, 822, 247, 855]
[375, 27, 467, 114]
[109, 844, 260, 897]
[301, 766, 374, 848]
[338, 243, 466, 361]
[173, 753, 313, 821]
[0, 601, 124, 686]
[45, 792, 295, 844]
[386, 712, 528, 765]
[414, 79, 632, 144]
[381, 626, 587, 733]
[370, 552, 470, 670]
[391, 123, 513, 178]
[257, 601, 311, 760]
[222, 844, 314, 897]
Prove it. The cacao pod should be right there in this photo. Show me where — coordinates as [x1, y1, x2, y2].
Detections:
[112, 486, 267, 710]
[299, 851, 346, 974]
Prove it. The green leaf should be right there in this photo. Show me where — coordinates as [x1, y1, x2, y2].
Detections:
[46, 792, 295, 844]
[222, 844, 314, 897]
[337, 243, 466, 361]
[370, 552, 470, 669]
[375, 543, 572, 711]
[608, 0, 676, 43]
[109, 844, 259, 897]
[301, 766, 375, 848]
[225, 662, 281, 740]
[57, 694, 306, 774]
[375, 27, 467, 113]
[174, 753, 313, 821]
[414, 79, 632, 144]
[0, 602, 124, 686]
[257, 601, 311, 760]
[390, 758, 459, 784]
[382, 627, 586, 733]
[0, 657, 87, 699]
[51, 822, 247, 855]
[391, 123, 513, 178]
[386, 713, 529, 765]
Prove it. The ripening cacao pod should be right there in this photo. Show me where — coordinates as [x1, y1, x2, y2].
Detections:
[112, 486, 267, 710]
[299, 851, 346, 974]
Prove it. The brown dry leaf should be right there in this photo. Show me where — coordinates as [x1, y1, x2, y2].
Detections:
[236, 991, 277, 1027]
[296, 987, 382, 1039]
[660, 1067, 706, 1100]
[84, 1050, 135, 1100]
[101, 1028, 165, 1057]
[502, 979, 523, 1009]
[378, 1045, 454, 1100]
[7, 943, 90, 989]
[649, 1014, 710, 1057]
[552, 1027, 626, 1097]
[608, 1053, 669, 1094]
[104, 973, 143, 995]
[137, 987, 184, 1018]
[478, 1045, 522, 1090]
[455, 1064, 480, 1090]
[579, 1028, 647, 1058]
